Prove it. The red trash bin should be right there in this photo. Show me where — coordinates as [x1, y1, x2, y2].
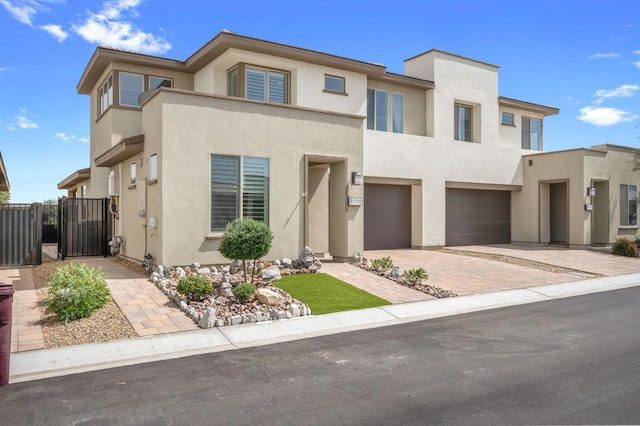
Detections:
[0, 282, 14, 387]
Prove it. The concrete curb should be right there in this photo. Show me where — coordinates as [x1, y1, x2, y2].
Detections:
[9, 272, 640, 383]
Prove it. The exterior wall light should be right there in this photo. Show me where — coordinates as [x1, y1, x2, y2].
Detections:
[351, 171, 363, 185]
[587, 187, 596, 197]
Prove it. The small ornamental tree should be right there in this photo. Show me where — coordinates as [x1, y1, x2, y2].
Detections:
[218, 217, 273, 283]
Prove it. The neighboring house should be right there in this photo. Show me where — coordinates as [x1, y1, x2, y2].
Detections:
[0, 151, 9, 193]
[58, 167, 90, 198]
[58, 31, 640, 266]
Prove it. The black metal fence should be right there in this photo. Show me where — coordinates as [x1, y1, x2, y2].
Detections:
[0, 203, 42, 266]
[57, 197, 111, 259]
[42, 204, 58, 243]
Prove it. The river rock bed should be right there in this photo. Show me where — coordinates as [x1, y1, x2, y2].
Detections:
[151, 261, 315, 328]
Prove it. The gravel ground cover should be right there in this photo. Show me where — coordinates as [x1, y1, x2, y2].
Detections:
[32, 255, 137, 348]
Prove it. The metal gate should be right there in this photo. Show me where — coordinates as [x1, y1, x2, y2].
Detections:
[57, 197, 111, 259]
[0, 203, 42, 266]
[41, 203, 58, 243]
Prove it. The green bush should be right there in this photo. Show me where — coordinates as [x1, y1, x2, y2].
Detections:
[233, 282, 257, 303]
[219, 217, 273, 283]
[371, 257, 394, 273]
[612, 237, 639, 257]
[47, 263, 111, 322]
[176, 275, 213, 301]
[402, 268, 429, 286]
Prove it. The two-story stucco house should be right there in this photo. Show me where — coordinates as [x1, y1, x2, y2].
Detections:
[58, 31, 640, 266]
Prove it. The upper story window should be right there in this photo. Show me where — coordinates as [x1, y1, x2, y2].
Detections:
[149, 76, 172, 90]
[501, 112, 514, 126]
[454, 103, 473, 142]
[98, 76, 113, 116]
[620, 184, 637, 226]
[149, 154, 158, 181]
[227, 64, 289, 104]
[120, 72, 144, 107]
[324, 75, 345, 94]
[130, 162, 137, 185]
[522, 117, 542, 150]
[367, 89, 405, 134]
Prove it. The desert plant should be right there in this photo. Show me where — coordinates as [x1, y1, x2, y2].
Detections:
[402, 268, 429, 286]
[46, 263, 111, 322]
[232, 282, 257, 303]
[612, 237, 639, 257]
[371, 256, 394, 273]
[176, 275, 213, 301]
[219, 217, 273, 283]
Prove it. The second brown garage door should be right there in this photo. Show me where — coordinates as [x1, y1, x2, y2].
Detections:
[445, 188, 511, 246]
[364, 184, 411, 250]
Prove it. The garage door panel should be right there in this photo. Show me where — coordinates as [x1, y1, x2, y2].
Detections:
[364, 184, 411, 250]
[446, 189, 510, 246]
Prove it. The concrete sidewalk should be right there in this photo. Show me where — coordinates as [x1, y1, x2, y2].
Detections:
[9, 272, 640, 384]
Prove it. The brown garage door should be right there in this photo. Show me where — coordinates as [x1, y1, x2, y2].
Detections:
[364, 184, 411, 250]
[445, 188, 511, 246]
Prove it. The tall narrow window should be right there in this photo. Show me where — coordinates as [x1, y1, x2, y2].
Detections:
[243, 157, 270, 225]
[211, 155, 240, 232]
[375, 90, 388, 131]
[620, 184, 637, 226]
[522, 117, 542, 150]
[130, 162, 136, 185]
[211, 155, 270, 232]
[246, 68, 267, 101]
[268, 71, 287, 103]
[392, 93, 404, 133]
[119, 72, 144, 107]
[454, 103, 473, 142]
[149, 154, 157, 181]
[228, 67, 238, 97]
[98, 75, 113, 116]
[366, 89, 375, 130]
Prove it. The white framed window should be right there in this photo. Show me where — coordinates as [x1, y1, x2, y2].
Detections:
[367, 89, 388, 131]
[324, 75, 345, 94]
[149, 154, 157, 181]
[130, 162, 136, 185]
[454, 103, 473, 142]
[620, 184, 637, 226]
[501, 112, 514, 126]
[119, 72, 144, 107]
[522, 117, 542, 150]
[98, 75, 113, 116]
[211, 155, 270, 232]
[392, 93, 404, 133]
[149, 76, 172, 90]
[227, 65, 289, 104]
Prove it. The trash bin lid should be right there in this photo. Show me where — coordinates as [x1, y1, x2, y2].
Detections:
[0, 282, 14, 296]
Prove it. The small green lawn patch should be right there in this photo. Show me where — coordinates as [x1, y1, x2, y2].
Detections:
[274, 273, 391, 314]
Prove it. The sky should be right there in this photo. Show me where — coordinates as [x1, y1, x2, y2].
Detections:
[0, 0, 639, 203]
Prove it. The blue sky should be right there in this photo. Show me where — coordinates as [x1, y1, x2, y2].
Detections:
[1, 0, 639, 203]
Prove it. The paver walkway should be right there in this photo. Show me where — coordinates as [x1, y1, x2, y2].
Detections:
[453, 244, 640, 276]
[321, 263, 434, 303]
[365, 249, 582, 296]
[0, 267, 45, 352]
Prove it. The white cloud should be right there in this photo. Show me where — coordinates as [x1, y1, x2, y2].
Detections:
[577, 106, 638, 127]
[634, 50, 640, 55]
[40, 23, 67, 42]
[8, 107, 38, 130]
[73, 0, 171, 54]
[593, 84, 640, 104]
[589, 52, 619, 60]
[54, 132, 88, 143]
[0, 0, 37, 25]
[0, 67, 7, 72]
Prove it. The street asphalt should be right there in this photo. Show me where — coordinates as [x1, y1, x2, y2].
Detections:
[1, 285, 639, 425]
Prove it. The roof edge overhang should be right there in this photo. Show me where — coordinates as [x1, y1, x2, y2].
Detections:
[58, 167, 91, 190]
[499, 96, 559, 116]
[94, 134, 145, 167]
[374, 72, 435, 90]
[0, 151, 9, 192]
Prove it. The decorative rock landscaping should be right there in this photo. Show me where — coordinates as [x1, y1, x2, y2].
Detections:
[352, 255, 458, 298]
[151, 254, 318, 328]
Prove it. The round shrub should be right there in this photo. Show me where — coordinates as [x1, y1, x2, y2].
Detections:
[232, 282, 257, 303]
[47, 263, 111, 322]
[612, 237, 639, 257]
[219, 217, 273, 282]
[176, 275, 213, 301]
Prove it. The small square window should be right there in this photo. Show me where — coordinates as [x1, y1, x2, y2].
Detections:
[501, 112, 514, 126]
[324, 75, 345, 94]
[149, 76, 172, 90]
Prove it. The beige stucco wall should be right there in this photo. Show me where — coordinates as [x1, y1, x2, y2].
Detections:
[138, 90, 363, 266]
